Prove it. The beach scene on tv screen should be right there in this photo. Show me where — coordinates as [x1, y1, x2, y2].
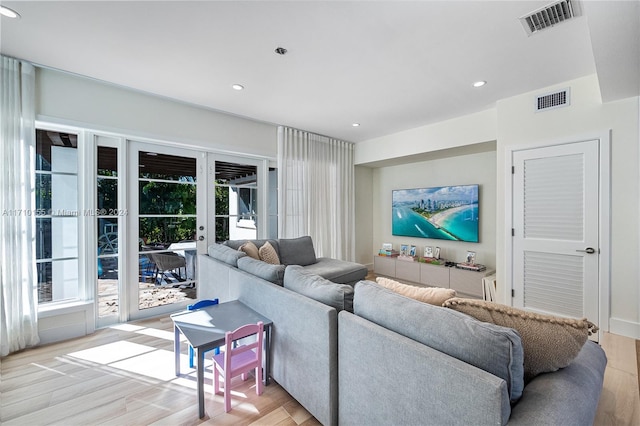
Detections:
[392, 185, 479, 242]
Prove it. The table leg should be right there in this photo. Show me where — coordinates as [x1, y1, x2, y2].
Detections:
[174, 325, 181, 377]
[264, 325, 271, 385]
[197, 347, 205, 418]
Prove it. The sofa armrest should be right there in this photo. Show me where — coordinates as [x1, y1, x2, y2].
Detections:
[338, 311, 511, 426]
[507, 340, 607, 425]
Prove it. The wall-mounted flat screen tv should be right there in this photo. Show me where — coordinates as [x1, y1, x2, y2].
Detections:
[392, 184, 479, 242]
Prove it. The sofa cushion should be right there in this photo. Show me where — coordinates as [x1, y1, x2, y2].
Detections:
[302, 257, 367, 285]
[207, 243, 247, 267]
[375, 276, 456, 305]
[237, 256, 286, 286]
[239, 241, 260, 260]
[354, 281, 524, 402]
[279, 236, 317, 266]
[258, 241, 281, 265]
[284, 265, 354, 312]
[442, 298, 598, 381]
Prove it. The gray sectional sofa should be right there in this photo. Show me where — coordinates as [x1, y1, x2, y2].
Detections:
[198, 237, 606, 426]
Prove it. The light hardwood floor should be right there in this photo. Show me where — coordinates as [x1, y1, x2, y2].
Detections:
[1, 315, 638, 425]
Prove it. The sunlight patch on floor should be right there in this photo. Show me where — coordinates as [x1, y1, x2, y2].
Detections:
[68, 341, 156, 364]
[134, 327, 176, 341]
[109, 323, 145, 332]
[110, 348, 178, 381]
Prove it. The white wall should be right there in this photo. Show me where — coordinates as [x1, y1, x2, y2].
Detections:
[355, 166, 374, 268]
[36, 68, 278, 158]
[370, 150, 497, 269]
[356, 73, 640, 339]
[355, 108, 497, 166]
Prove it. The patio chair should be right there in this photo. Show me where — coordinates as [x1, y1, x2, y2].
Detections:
[149, 251, 187, 285]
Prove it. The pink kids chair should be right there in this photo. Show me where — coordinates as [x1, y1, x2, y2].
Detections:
[212, 321, 264, 412]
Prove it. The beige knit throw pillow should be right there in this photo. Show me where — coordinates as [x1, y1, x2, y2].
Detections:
[376, 277, 456, 306]
[238, 241, 260, 260]
[258, 241, 280, 265]
[442, 297, 598, 381]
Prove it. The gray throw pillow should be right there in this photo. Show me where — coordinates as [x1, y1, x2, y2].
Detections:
[207, 243, 247, 267]
[237, 256, 286, 286]
[354, 280, 525, 403]
[284, 265, 354, 312]
[279, 236, 317, 266]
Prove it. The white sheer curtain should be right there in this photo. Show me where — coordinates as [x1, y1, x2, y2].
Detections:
[0, 56, 39, 356]
[277, 126, 355, 261]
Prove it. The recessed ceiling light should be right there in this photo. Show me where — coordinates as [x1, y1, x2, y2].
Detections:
[473, 81, 487, 88]
[352, 123, 361, 127]
[232, 84, 244, 91]
[0, 6, 20, 18]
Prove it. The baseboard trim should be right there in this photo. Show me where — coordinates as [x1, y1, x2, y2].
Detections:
[609, 317, 640, 339]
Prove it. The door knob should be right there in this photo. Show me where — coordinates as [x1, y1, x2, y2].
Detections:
[576, 247, 596, 254]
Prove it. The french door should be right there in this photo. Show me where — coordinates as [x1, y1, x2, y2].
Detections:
[127, 141, 207, 320]
[512, 139, 601, 331]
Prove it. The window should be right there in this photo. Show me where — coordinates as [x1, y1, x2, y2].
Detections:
[35, 130, 79, 303]
[214, 161, 258, 242]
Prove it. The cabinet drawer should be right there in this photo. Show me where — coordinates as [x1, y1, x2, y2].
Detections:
[374, 256, 396, 277]
[449, 268, 486, 298]
[419, 263, 450, 288]
[395, 261, 420, 282]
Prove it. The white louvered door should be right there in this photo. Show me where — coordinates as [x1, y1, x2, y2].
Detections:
[512, 140, 599, 327]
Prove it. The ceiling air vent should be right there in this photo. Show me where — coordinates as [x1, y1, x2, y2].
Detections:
[535, 88, 570, 112]
[520, 0, 580, 36]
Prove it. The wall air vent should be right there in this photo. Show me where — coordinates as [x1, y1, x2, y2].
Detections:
[520, 0, 580, 36]
[535, 88, 570, 112]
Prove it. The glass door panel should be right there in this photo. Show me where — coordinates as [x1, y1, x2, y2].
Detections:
[130, 144, 204, 319]
[213, 160, 259, 242]
[96, 145, 120, 321]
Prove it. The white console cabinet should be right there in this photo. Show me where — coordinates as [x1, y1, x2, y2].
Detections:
[373, 256, 493, 298]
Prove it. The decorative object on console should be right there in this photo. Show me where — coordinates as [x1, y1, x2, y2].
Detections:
[456, 262, 486, 272]
[378, 248, 399, 257]
[409, 245, 416, 256]
[382, 243, 393, 251]
[392, 184, 479, 242]
[397, 254, 415, 262]
[376, 277, 456, 306]
[434, 246, 440, 259]
[442, 297, 599, 381]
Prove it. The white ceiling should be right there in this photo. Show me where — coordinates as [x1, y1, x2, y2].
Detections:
[1, 1, 638, 143]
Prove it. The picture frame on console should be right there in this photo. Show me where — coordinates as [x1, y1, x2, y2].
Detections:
[424, 246, 433, 258]
[434, 246, 441, 259]
[400, 244, 409, 256]
[409, 245, 417, 256]
[465, 250, 476, 264]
